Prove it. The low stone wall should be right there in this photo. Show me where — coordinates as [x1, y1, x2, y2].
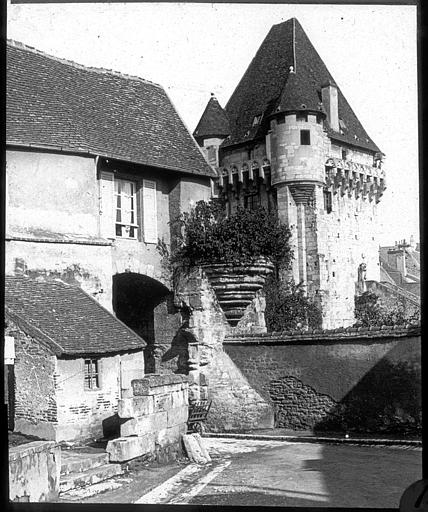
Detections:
[107, 374, 188, 463]
[9, 441, 61, 502]
[224, 326, 421, 435]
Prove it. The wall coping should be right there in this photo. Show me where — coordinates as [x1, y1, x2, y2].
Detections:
[131, 373, 188, 395]
[9, 441, 58, 462]
[225, 324, 420, 344]
[6, 234, 113, 246]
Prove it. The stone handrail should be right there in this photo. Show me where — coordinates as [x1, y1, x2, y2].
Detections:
[365, 280, 420, 306]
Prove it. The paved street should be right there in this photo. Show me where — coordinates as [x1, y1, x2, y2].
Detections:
[61, 437, 421, 507]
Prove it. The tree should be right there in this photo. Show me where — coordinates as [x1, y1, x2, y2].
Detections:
[264, 277, 322, 331]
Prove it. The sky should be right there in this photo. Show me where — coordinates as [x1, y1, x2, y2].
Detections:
[6, 2, 419, 246]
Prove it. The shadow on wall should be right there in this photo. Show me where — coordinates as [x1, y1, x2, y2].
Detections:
[269, 342, 421, 435]
[314, 357, 421, 435]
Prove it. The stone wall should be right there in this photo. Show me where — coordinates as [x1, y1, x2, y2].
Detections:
[55, 351, 144, 442]
[224, 327, 421, 435]
[6, 148, 211, 314]
[9, 441, 61, 502]
[107, 374, 188, 463]
[6, 318, 58, 440]
[175, 267, 274, 431]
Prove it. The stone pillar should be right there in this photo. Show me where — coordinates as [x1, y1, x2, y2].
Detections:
[276, 183, 299, 283]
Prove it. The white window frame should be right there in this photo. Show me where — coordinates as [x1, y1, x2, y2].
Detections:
[114, 178, 138, 239]
[84, 358, 100, 390]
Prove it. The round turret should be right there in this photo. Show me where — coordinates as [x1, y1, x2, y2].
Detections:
[269, 110, 327, 192]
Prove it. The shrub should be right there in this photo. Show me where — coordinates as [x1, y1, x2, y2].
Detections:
[169, 199, 292, 269]
[265, 277, 322, 331]
[354, 291, 420, 327]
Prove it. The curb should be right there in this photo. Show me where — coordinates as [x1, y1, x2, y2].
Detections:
[204, 432, 422, 447]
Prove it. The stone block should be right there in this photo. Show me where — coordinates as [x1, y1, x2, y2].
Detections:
[170, 390, 187, 408]
[154, 392, 173, 412]
[132, 374, 188, 396]
[118, 396, 154, 419]
[120, 411, 168, 437]
[106, 435, 155, 462]
[167, 406, 188, 427]
[182, 434, 211, 464]
[155, 423, 187, 448]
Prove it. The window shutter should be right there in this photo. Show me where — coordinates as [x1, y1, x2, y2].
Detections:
[143, 179, 157, 243]
[99, 171, 115, 238]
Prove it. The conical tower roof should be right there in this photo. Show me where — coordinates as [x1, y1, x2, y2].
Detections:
[222, 18, 380, 153]
[193, 94, 230, 140]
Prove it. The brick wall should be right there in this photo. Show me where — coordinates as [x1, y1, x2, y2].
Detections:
[224, 328, 421, 435]
[6, 319, 58, 440]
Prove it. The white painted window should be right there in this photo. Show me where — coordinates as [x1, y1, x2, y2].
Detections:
[143, 179, 158, 243]
[114, 178, 138, 239]
[84, 359, 99, 390]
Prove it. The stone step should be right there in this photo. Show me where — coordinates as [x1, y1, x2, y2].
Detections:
[61, 451, 109, 475]
[218, 299, 252, 307]
[59, 462, 124, 493]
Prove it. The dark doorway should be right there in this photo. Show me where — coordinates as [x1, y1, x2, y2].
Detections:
[113, 273, 177, 373]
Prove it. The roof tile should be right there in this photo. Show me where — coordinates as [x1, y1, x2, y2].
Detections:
[221, 18, 380, 153]
[6, 41, 215, 177]
[5, 276, 146, 356]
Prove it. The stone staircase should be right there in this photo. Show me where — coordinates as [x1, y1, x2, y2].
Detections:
[59, 448, 124, 499]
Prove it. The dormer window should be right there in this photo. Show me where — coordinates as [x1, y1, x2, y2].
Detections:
[339, 119, 347, 133]
[252, 114, 262, 126]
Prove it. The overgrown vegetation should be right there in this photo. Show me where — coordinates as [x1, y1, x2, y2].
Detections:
[354, 291, 420, 327]
[167, 199, 293, 269]
[265, 277, 323, 331]
[159, 198, 323, 331]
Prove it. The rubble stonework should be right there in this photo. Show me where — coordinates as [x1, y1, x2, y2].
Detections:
[223, 327, 421, 434]
[107, 374, 189, 463]
[175, 267, 274, 431]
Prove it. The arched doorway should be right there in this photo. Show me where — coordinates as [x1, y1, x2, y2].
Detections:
[112, 273, 184, 373]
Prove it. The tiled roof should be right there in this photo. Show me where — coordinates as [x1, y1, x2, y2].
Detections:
[6, 41, 215, 177]
[193, 95, 230, 140]
[5, 276, 146, 356]
[222, 18, 380, 153]
[225, 324, 420, 344]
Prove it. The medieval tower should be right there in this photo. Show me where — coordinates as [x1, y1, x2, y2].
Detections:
[194, 18, 386, 329]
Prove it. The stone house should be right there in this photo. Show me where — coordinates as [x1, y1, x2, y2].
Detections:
[5, 275, 146, 442]
[6, 40, 215, 371]
[194, 18, 386, 328]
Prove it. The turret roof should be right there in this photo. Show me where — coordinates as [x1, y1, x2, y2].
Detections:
[193, 95, 230, 140]
[222, 18, 380, 153]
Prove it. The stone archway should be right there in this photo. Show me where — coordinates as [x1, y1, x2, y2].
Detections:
[112, 272, 184, 374]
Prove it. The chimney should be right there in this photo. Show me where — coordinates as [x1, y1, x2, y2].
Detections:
[321, 81, 339, 132]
